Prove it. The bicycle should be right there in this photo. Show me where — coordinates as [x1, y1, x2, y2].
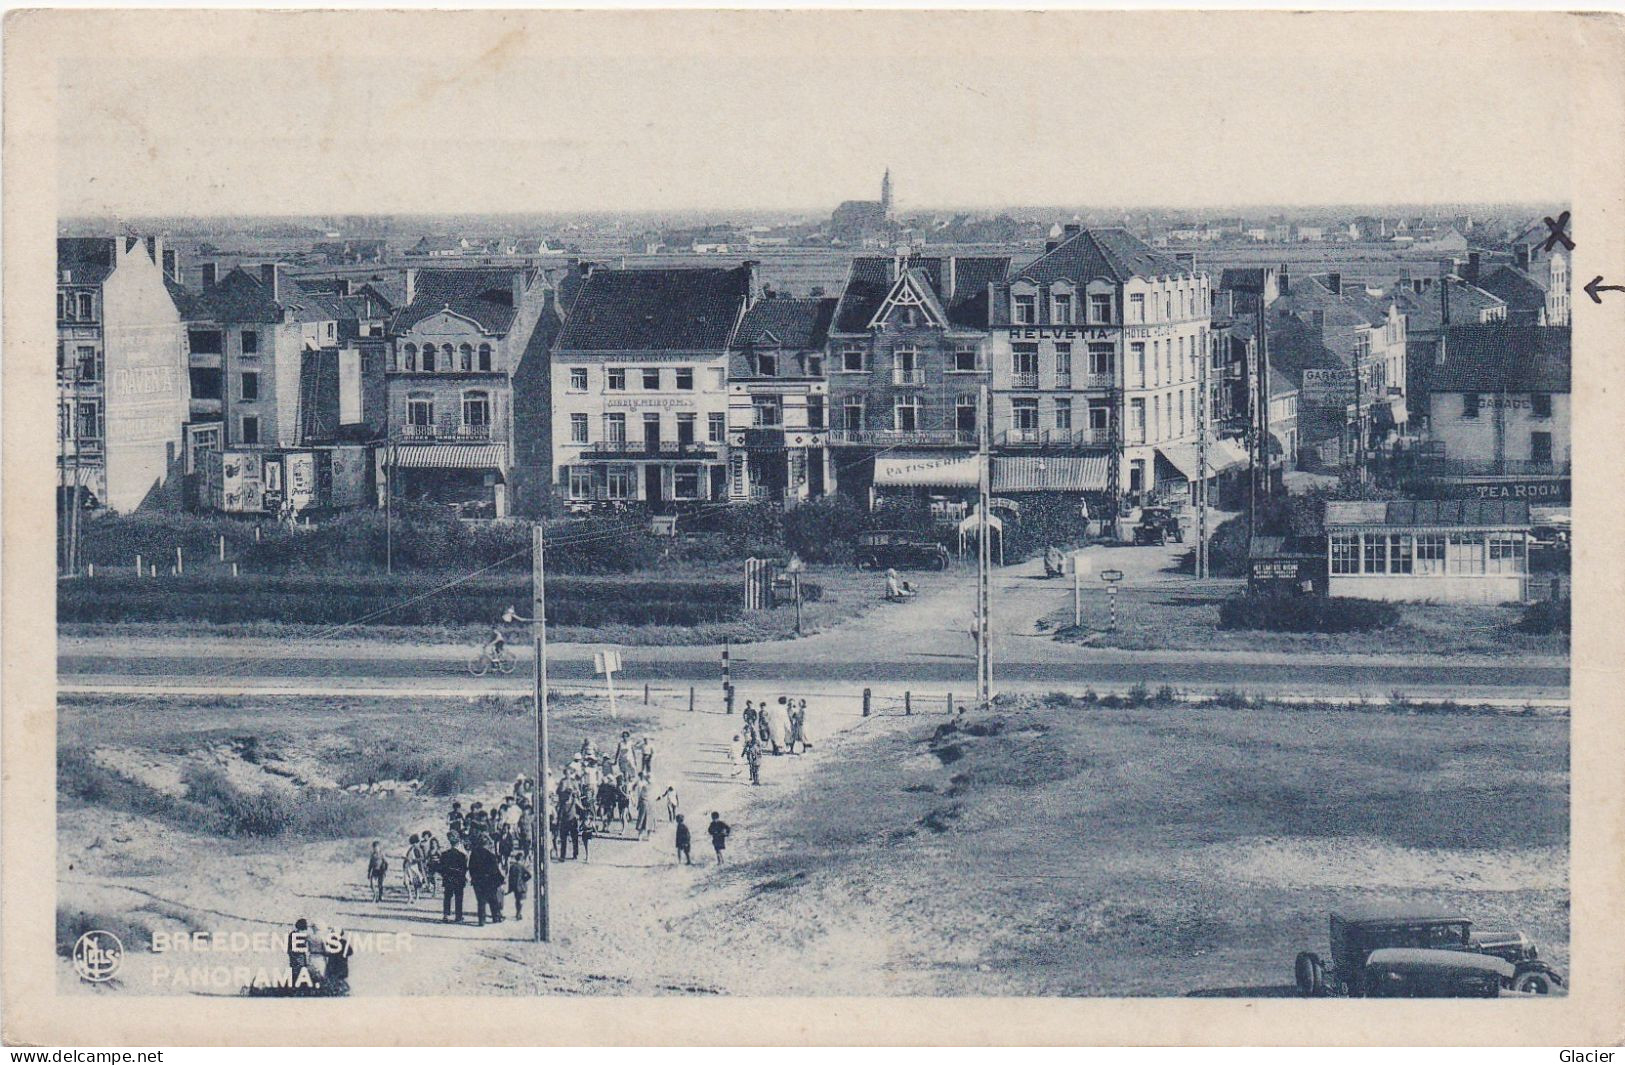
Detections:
[467, 646, 516, 676]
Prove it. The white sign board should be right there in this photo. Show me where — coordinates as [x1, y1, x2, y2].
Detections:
[594, 650, 623, 675]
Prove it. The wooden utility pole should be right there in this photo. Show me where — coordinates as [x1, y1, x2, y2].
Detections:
[385, 440, 395, 574]
[1196, 323, 1210, 578]
[531, 523, 552, 943]
[976, 384, 992, 709]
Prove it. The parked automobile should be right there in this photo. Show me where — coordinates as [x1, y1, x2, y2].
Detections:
[854, 530, 950, 571]
[1131, 506, 1183, 546]
[1294, 905, 1563, 996]
[1360, 948, 1517, 998]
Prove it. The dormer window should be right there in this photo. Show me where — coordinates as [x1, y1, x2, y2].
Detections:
[1052, 293, 1073, 325]
[757, 352, 778, 377]
[1091, 293, 1114, 324]
[1013, 294, 1037, 325]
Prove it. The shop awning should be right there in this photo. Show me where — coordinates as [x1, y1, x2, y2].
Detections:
[874, 452, 979, 488]
[391, 444, 507, 470]
[992, 455, 1108, 492]
[1157, 440, 1251, 482]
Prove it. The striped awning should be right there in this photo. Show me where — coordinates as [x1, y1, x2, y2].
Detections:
[992, 455, 1108, 492]
[391, 444, 507, 470]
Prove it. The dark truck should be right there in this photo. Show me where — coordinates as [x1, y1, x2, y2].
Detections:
[1295, 905, 1563, 997]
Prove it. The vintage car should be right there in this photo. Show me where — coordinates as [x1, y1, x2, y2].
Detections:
[854, 530, 951, 571]
[1361, 948, 1517, 998]
[1294, 905, 1563, 997]
[1131, 506, 1184, 546]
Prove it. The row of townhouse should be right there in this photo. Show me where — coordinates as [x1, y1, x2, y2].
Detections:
[550, 226, 1232, 517]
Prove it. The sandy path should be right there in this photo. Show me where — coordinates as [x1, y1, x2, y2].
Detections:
[58, 688, 883, 996]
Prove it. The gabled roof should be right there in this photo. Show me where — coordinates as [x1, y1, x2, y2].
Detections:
[1425, 325, 1570, 394]
[870, 268, 952, 329]
[831, 255, 1009, 333]
[58, 237, 119, 286]
[1475, 265, 1549, 310]
[555, 265, 753, 352]
[734, 297, 836, 350]
[1268, 367, 1299, 397]
[1012, 227, 1196, 286]
[391, 268, 531, 335]
[186, 267, 283, 324]
[1389, 280, 1506, 329]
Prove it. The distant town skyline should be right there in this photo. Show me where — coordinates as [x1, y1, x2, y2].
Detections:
[55, 11, 1575, 219]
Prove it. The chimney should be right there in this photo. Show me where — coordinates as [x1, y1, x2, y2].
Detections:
[1515, 245, 1530, 271]
[742, 260, 760, 308]
[1063, 223, 1082, 237]
[1277, 264, 1290, 294]
[200, 262, 218, 289]
[1045, 240, 1060, 253]
[162, 248, 179, 283]
[1311, 309, 1326, 336]
[512, 269, 527, 310]
[942, 257, 957, 303]
[260, 262, 280, 303]
[1465, 251, 1481, 283]
[1326, 272, 1342, 296]
[404, 267, 418, 306]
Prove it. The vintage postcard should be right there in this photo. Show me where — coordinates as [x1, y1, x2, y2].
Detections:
[4, 7, 1624, 1047]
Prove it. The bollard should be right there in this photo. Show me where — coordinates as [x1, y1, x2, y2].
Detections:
[87, 563, 95, 577]
[862, 688, 871, 717]
[904, 691, 912, 716]
[689, 686, 696, 713]
[724, 683, 735, 715]
[232, 562, 239, 578]
[643, 682, 650, 705]
[176, 546, 183, 575]
[135, 554, 142, 576]
[946, 692, 954, 715]
[255, 525, 262, 543]
[219, 535, 226, 562]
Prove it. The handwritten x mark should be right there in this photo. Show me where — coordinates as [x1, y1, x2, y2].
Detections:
[1542, 212, 1574, 252]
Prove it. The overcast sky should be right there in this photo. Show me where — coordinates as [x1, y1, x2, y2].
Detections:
[52, 11, 1578, 218]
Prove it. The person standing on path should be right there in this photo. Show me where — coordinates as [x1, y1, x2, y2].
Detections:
[657, 783, 680, 823]
[674, 814, 693, 865]
[507, 853, 531, 920]
[744, 732, 763, 786]
[439, 840, 468, 923]
[470, 837, 504, 926]
[728, 733, 745, 778]
[634, 774, 653, 840]
[707, 812, 731, 865]
[366, 842, 389, 903]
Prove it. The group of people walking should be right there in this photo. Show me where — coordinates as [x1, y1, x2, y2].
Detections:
[366, 776, 538, 927]
[549, 729, 671, 860]
[731, 696, 812, 785]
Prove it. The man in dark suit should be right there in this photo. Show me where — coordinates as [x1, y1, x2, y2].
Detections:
[469, 838, 504, 926]
[439, 840, 468, 923]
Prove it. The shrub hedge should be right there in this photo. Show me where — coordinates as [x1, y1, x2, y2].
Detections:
[1218, 592, 1399, 633]
[59, 573, 743, 628]
[1516, 598, 1570, 635]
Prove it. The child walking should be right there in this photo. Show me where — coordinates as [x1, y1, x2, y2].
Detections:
[674, 814, 693, 865]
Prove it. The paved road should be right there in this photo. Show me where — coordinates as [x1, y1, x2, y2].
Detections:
[56, 540, 1569, 704]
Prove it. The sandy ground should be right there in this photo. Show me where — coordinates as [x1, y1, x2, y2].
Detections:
[57, 688, 896, 996]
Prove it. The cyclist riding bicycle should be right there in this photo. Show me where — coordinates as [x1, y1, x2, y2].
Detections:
[485, 627, 507, 662]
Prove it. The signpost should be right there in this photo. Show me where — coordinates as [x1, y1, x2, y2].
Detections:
[1100, 569, 1124, 631]
[594, 649, 623, 718]
[1071, 550, 1093, 628]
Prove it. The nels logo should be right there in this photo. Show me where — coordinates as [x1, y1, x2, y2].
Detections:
[72, 930, 125, 983]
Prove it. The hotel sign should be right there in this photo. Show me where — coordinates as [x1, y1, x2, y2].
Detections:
[1006, 327, 1114, 342]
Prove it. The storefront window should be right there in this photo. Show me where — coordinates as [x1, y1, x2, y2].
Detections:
[1448, 533, 1484, 574]
[1362, 534, 1387, 574]
[1389, 534, 1414, 575]
[673, 465, 701, 499]
[568, 467, 593, 499]
[1416, 534, 1446, 574]
[1330, 534, 1359, 575]
[605, 466, 634, 499]
[1488, 536, 1524, 575]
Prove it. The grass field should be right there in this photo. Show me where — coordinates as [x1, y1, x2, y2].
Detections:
[1041, 579, 1569, 659]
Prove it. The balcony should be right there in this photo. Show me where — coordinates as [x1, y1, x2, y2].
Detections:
[1054, 373, 1072, 389]
[398, 423, 494, 443]
[892, 367, 926, 386]
[579, 439, 719, 459]
[1010, 372, 1040, 390]
[999, 428, 1113, 448]
[829, 428, 974, 448]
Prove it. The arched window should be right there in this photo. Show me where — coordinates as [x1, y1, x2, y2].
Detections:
[442, 344, 456, 371]
[402, 343, 417, 371]
[421, 344, 436, 372]
[478, 343, 493, 372]
[459, 343, 474, 371]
